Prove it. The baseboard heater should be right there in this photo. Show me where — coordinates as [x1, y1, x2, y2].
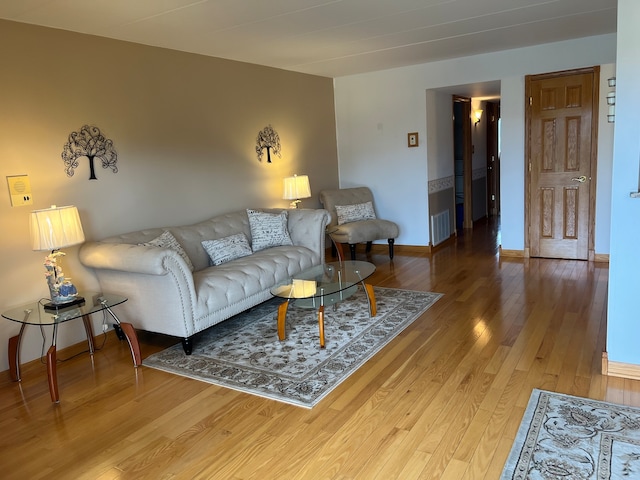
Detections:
[431, 210, 451, 246]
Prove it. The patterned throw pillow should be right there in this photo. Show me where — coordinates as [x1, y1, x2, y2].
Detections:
[202, 234, 252, 266]
[335, 201, 377, 225]
[246, 209, 293, 252]
[142, 230, 195, 271]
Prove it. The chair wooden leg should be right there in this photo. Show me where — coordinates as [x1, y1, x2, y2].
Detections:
[388, 239, 395, 259]
[349, 244, 357, 260]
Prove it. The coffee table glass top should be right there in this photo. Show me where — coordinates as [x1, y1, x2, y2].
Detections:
[1, 292, 127, 326]
[271, 260, 375, 300]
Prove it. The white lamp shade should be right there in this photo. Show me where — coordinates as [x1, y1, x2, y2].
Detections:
[283, 174, 311, 200]
[30, 205, 85, 251]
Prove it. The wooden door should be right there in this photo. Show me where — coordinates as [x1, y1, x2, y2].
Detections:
[526, 68, 599, 260]
[453, 96, 473, 230]
[486, 102, 500, 216]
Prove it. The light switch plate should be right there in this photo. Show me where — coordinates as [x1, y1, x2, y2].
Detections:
[7, 175, 33, 206]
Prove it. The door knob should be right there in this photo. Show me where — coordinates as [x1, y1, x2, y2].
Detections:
[571, 175, 587, 183]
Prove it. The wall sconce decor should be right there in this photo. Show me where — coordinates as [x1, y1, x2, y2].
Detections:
[283, 174, 311, 208]
[474, 109, 483, 126]
[30, 205, 85, 309]
[606, 79, 616, 123]
[62, 125, 118, 180]
[256, 125, 281, 163]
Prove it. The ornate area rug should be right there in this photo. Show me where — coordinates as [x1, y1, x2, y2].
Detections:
[502, 389, 640, 479]
[143, 287, 441, 408]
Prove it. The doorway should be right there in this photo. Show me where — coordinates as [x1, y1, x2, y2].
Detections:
[486, 101, 501, 217]
[452, 96, 472, 231]
[525, 67, 599, 260]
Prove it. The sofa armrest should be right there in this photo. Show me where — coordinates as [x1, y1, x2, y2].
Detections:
[287, 208, 331, 262]
[79, 242, 191, 276]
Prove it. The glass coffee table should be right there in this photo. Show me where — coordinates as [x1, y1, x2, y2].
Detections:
[270, 260, 376, 348]
[1, 292, 140, 403]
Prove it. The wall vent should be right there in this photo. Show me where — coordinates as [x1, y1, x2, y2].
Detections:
[431, 210, 451, 246]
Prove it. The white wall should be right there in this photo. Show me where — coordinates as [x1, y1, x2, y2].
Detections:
[607, 0, 640, 365]
[335, 34, 616, 250]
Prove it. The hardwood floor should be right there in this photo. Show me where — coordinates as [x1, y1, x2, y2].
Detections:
[1, 217, 638, 479]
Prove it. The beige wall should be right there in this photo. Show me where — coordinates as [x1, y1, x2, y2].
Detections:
[0, 20, 339, 370]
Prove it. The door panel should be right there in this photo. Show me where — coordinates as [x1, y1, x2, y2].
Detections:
[527, 70, 597, 260]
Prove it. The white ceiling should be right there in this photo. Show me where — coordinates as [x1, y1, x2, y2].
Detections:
[0, 0, 617, 79]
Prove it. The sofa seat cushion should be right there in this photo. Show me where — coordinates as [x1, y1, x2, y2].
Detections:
[192, 245, 316, 315]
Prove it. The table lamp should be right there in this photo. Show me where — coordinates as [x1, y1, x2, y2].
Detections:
[283, 174, 311, 208]
[30, 205, 86, 310]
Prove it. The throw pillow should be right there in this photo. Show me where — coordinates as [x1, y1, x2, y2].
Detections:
[335, 201, 376, 225]
[142, 230, 194, 271]
[202, 234, 252, 266]
[246, 209, 293, 252]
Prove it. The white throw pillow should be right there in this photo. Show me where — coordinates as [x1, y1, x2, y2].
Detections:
[246, 209, 293, 252]
[142, 230, 194, 271]
[335, 201, 376, 225]
[202, 234, 252, 266]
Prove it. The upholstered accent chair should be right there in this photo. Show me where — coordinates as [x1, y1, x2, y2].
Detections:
[319, 186, 399, 261]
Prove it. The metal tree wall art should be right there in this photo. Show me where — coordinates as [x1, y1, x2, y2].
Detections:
[256, 125, 281, 163]
[62, 125, 118, 180]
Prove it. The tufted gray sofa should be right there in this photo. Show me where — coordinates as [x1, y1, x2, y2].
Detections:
[79, 208, 331, 354]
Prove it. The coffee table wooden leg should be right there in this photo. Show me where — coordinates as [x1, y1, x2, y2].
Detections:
[119, 322, 142, 367]
[277, 300, 289, 340]
[364, 283, 377, 317]
[46, 344, 59, 403]
[318, 305, 325, 348]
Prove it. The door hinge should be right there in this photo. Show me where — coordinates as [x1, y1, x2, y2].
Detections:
[529, 97, 533, 106]
[529, 162, 532, 172]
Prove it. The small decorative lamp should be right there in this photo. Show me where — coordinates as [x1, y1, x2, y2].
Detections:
[283, 174, 311, 208]
[30, 205, 85, 309]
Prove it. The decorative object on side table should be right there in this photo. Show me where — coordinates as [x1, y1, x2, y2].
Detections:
[283, 174, 311, 208]
[30, 205, 85, 310]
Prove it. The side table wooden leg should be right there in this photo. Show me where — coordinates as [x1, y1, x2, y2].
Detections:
[277, 301, 289, 340]
[8, 324, 25, 382]
[318, 305, 326, 348]
[82, 314, 96, 354]
[46, 344, 59, 403]
[364, 283, 377, 317]
[119, 322, 142, 367]
[101, 304, 141, 366]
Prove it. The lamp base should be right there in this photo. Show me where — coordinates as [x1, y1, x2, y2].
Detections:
[43, 296, 86, 311]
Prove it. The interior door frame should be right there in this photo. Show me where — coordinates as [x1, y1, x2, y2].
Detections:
[524, 66, 600, 260]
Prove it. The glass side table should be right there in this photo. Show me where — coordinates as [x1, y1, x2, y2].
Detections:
[1, 292, 140, 403]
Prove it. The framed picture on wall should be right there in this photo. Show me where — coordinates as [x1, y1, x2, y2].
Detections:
[407, 132, 418, 147]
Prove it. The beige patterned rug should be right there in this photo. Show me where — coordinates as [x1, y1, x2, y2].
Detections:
[143, 287, 441, 408]
[502, 389, 640, 479]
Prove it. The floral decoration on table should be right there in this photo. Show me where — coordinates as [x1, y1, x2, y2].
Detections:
[44, 251, 78, 303]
